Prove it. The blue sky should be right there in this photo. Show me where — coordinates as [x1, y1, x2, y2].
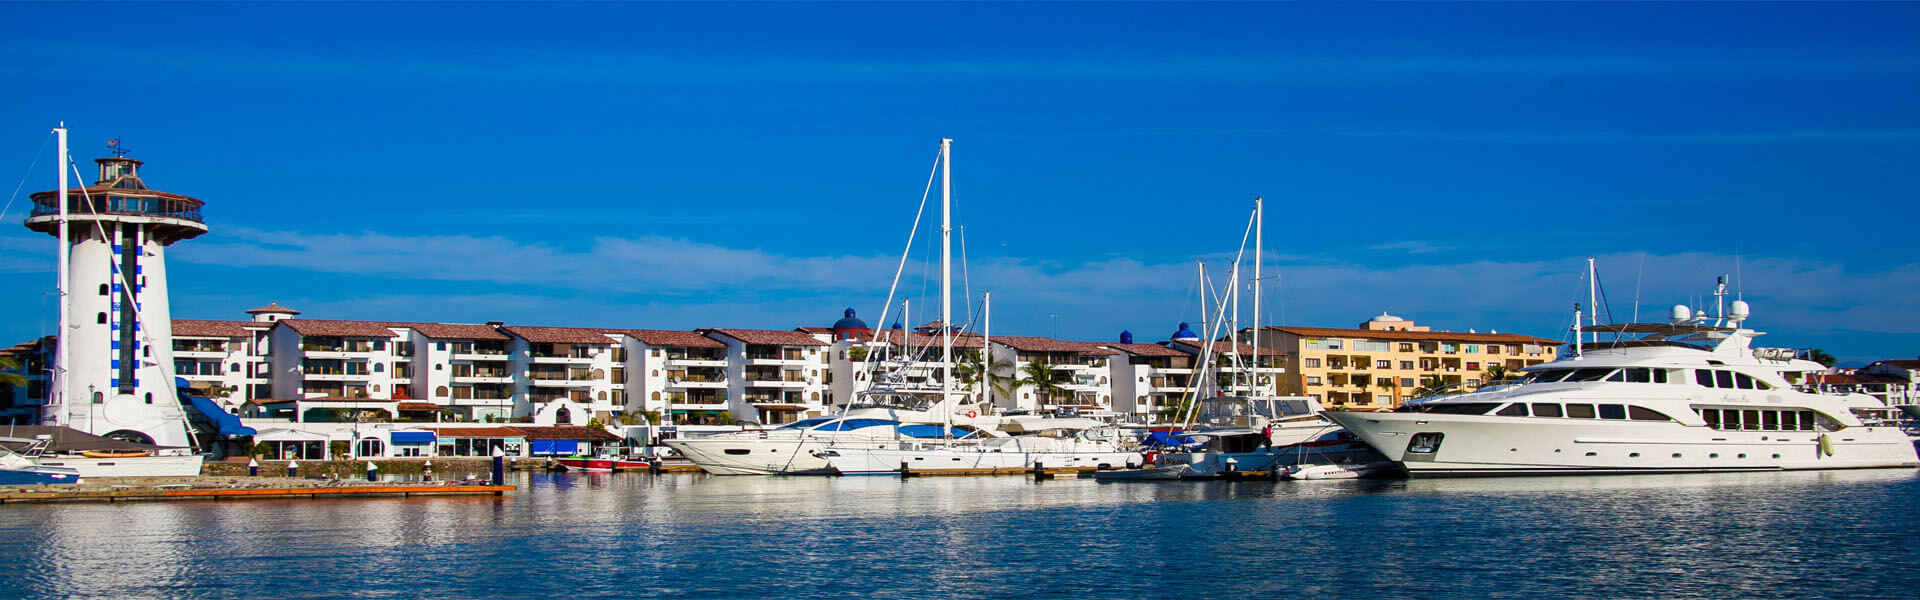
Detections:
[1, 2, 1916, 365]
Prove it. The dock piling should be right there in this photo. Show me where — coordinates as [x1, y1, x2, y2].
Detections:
[366, 462, 378, 482]
[491, 448, 505, 486]
[287, 460, 299, 478]
[248, 458, 259, 477]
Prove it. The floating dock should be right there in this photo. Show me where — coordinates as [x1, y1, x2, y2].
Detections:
[0, 478, 512, 504]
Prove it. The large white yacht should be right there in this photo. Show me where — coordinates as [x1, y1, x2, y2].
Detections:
[1325, 298, 1920, 478]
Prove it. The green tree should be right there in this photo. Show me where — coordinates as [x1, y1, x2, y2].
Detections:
[1804, 349, 1837, 367]
[1479, 364, 1512, 387]
[1412, 375, 1452, 399]
[0, 355, 25, 388]
[956, 351, 1015, 400]
[1016, 361, 1066, 405]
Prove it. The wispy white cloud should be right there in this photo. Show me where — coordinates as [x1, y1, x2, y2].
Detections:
[165, 228, 1920, 351]
[1368, 241, 1445, 254]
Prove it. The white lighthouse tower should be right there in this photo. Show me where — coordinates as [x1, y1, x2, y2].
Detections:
[25, 136, 209, 448]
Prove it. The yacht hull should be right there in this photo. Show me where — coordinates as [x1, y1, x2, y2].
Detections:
[33, 454, 204, 478]
[824, 447, 1141, 475]
[665, 438, 905, 475]
[1326, 411, 1919, 478]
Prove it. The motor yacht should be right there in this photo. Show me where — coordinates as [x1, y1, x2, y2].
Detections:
[1325, 298, 1920, 477]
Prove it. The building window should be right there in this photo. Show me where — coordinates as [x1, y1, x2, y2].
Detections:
[1401, 377, 1415, 387]
[1304, 358, 1321, 368]
[98, 284, 109, 295]
[436, 386, 449, 398]
[1306, 376, 1322, 385]
[97, 312, 107, 324]
[1399, 361, 1414, 370]
[374, 363, 385, 373]
[1376, 360, 1391, 369]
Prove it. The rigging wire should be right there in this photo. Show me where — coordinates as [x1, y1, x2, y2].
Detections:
[869, 145, 942, 342]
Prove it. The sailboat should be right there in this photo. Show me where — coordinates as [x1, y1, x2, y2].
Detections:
[666, 139, 1010, 475]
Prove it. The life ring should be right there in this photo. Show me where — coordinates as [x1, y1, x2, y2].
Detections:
[964, 410, 978, 418]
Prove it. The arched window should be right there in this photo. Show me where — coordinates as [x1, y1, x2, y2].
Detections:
[810, 392, 819, 401]
[597, 391, 607, 401]
[372, 384, 382, 393]
[436, 386, 449, 398]
[356, 438, 385, 458]
[651, 391, 661, 401]
[98, 284, 108, 295]
[555, 407, 573, 424]
[143, 392, 153, 404]
[96, 312, 106, 324]
[591, 368, 604, 379]
[374, 363, 385, 372]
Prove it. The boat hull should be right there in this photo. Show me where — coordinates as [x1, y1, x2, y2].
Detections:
[665, 438, 909, 475]
[0, 466, 82, 485]
[34, 454, 205, 478]
[824, 447, 1141, 475]
[1325, 411, 1920, 478]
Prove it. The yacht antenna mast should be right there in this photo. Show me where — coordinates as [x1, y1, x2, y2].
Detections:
[1586, 257, 1599, 347]
[981, 290, 991, 412]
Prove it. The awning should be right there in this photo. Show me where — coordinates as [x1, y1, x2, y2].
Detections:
[529, 439, 579, 456]
[390, 431, 437, 444]
[186, 392, 258, 437]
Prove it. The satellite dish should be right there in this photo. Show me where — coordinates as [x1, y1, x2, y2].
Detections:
[1729, 300, 1751, 322]
[1670, 304, 1692, 324]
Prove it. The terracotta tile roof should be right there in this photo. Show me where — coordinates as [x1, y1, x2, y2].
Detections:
[396, 402, 450, 412]
[423, 426, 525, 438]
[410, 322, 510, 341]
[1872, 359, 1920, 369]
[795, 326, 835, 334]
[1168, 339, 1267, 357]
[503, 326, 619, 345]
[173, 319, 252, 338]
[257, 396, 394, 404]
[1104, 342, 1187, 357]
[511, 425, 622, 442]
[281, 319, 403, 338]
[869, 329, 987, 349]
[1814, 373, 1909, 385]
[992, 336, 1118, 355]
[245, 302, 301, 315]
[751, 404, 811, 411]
[615, 329, 726, 348]
[1263, 325, 1556, 345]
[703, 328, 829, 347]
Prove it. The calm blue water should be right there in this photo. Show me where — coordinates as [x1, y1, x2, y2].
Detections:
[0, 469, 1915, 599]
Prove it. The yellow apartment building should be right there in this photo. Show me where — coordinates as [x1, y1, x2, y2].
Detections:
[1248, 313, 1560, 411]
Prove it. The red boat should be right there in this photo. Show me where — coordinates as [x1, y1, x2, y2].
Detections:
[554, 451, 653, 472]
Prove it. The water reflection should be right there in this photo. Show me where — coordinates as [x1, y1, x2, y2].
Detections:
[0, 469, 1913, 599]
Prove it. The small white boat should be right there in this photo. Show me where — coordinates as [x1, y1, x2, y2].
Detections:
[1091, 464, 1191, 481]
[1282, 461, 1397, 480]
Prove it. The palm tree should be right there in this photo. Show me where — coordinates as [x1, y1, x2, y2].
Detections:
[955, 351, 1015, 401]
[1016, 361, 1066, 406]
[1412, 375, 1452, 399]
[1479, 364, 1511, 387]
[1804, 348, 1837, 367]
[0, 355, 25, 388]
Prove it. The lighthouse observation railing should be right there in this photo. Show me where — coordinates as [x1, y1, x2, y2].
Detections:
[31, 193, 204, 223]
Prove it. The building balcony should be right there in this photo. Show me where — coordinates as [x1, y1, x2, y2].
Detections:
[1148, 367, 1193, 376]
[449, 397, 513, 406]
[670, 402, 731, 412]
[530, 355, 595, 365]
[745, 357, 808, 368]
[451, 352, 510, 362]
[667, 358, 727, 368]
[301, 350, 370, 360]
[172, 350, 226, 359]
[746, 379, 807, 389]
[529, 378, 595, 388]
[451, 375, 513, 384]
[669, 380, 728, 390]
[303, 372, 373, 381]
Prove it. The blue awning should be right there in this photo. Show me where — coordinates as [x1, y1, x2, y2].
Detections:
[529, 439, 579, 456]
[390, 431, 437, 445]
[183, 391, 257, 438]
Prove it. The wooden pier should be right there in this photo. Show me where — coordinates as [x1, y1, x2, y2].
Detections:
[0, 479, 512, 504]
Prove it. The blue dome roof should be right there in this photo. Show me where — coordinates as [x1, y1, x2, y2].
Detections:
[1119, 330, 1134, 344]
[832, 308, 869, 331]
[1171, 322, 1199, 340]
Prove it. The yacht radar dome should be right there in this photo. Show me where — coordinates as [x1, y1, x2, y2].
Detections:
[1670, 304, 1692, 324]
[1730, 300, 1751, 323]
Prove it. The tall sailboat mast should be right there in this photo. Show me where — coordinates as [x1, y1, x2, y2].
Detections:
[940, 138, 953, 425]
[1251, 197, 1262, 397]
[982, 290, 991, 410]
[52, 123, 70, 425]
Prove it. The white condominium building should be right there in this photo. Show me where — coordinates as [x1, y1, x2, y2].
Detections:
[697, 328, 830, 425]
[501, 326, 626, 427]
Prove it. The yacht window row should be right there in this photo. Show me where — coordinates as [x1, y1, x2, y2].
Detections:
[1694, 407, 1825, 432]
[1407, 402, 1672, 421]
[1520, 367, 1774, 390]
